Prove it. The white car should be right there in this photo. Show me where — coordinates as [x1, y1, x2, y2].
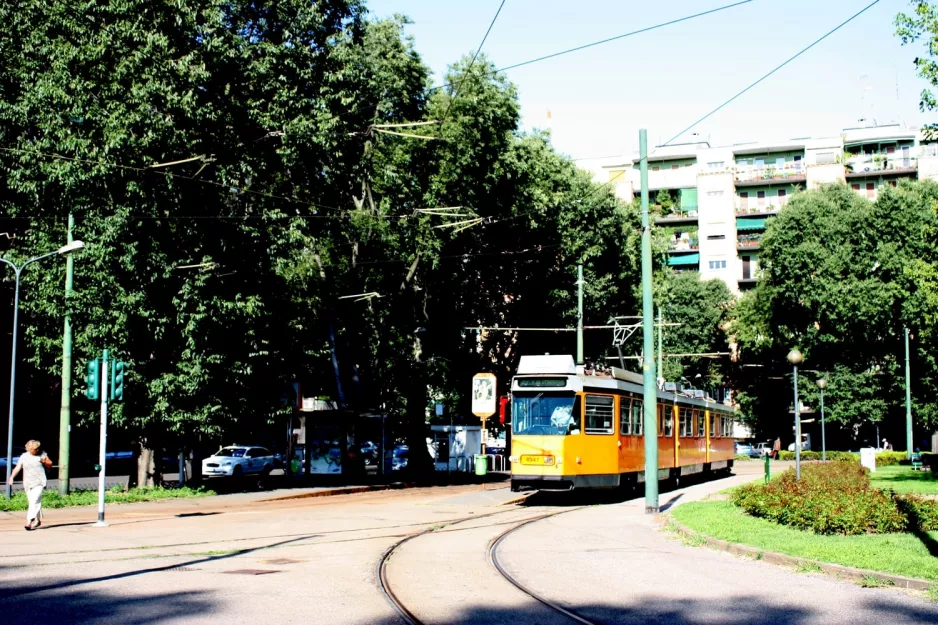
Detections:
[202, 446, 275, 479]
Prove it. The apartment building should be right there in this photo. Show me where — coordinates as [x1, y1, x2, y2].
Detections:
[603, 124, 938, 294]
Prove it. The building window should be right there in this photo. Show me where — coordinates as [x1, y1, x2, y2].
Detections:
[851, 183, 861, 192]
[585, 395, 614, 435]
[739, 191, 749, 210]
[757, 190, 766, 207]
[707, 161, 725, 170]
[927, 144, 938, 157]
[707, 234, 726, 240]
[777, 189, 787, 205]
[685, 163, 692, 168]
[888, 180, 897, 187]
[866, 182, 875, 199]
[755, 158, 765, 169]
[652, 166, 660, 172]
[794, 155, 803, 170]
[775, 157, 785, 168]
[886, 145, 896, 154]
[708, 260, 727, 270]
[672, 165, 679, 170]
[706, 190, 724, 197]
[619, 399, 632, 435]
[817, 152, 836, 164]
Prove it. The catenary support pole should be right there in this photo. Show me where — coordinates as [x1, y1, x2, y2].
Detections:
[640, 129, 659, 514]
[576, 264, 584, 365]
[94, 350, 109, 527]
[905, 326, 913, 458]
[58, 213, 75, 495]
[657, 308, 663, 382]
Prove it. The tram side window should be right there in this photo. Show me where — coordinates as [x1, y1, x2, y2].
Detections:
[724, 417, 733, 438]
[664, 407, 674, 437]
[585, 395, 615, 435]
[697, 411, 706, 437]
[679, 407, 692, 437]
[632, 400, 644, 435]
[619, 398, 632, 435]
[710, 413, 717, 438]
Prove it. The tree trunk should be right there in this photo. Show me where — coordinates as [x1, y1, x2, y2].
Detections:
[137, 446, 156, 488]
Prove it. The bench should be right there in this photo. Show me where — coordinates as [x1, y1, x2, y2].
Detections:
[912, 453, 924, 471]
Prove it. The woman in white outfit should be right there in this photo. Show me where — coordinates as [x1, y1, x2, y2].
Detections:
[7, 440, 52, 530]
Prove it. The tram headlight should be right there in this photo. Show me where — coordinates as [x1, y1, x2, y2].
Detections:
[508, 455, 518, 464]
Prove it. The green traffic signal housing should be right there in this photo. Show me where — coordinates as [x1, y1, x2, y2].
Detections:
[85, 358, 100, 400]
[112, 360, 125, 401]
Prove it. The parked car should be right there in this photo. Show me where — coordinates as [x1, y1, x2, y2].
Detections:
[202, 446, 275, 479]
[0, 446, 27, 472]
[753, 442, 771, 457]
[735, 442, 754, 457]
[787, 434, 811, 452]
[391, 445, 409, 471]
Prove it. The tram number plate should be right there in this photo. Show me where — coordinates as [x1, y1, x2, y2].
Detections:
[520, 455, 555, 466]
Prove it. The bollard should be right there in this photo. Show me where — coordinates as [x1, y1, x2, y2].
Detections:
[764, 452, 771, 484]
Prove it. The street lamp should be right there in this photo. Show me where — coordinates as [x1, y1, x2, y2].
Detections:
[787, 348, 804, 481]
[3, 241, 85, 498]
[817, 378, 828, 462]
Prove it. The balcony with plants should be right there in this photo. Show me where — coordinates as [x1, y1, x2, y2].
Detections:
[734, 158, 806, 185]
[843, 150, 918, 176]
[737, 233, 762, 251]
[667, 228, 699, 253]
[735, 194, 788, 215]
[654, 188, 699, 225]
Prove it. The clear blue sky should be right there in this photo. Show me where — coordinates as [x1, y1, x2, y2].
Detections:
[366, 0, 929, 164]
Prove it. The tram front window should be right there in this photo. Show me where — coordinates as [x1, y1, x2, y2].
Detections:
[512, 393, 581, 436]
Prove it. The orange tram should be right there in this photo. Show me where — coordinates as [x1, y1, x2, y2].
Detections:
[508, 355, 736, 492]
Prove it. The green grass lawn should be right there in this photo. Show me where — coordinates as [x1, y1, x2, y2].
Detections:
[672, 500, 938, 581]
[869, 466, 938, 495]
[0, 486, 214, 513]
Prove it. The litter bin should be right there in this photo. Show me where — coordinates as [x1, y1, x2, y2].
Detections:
[474, 454, 487, 477]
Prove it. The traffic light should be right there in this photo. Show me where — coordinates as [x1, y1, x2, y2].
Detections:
[112, 360, 125, 401]
[85, 358, 100, 400]
[499, 396, 510, 425]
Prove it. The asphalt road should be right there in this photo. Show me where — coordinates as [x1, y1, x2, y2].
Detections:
[1, 465, 936, 624]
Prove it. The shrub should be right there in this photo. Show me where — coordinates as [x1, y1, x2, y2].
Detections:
[731, 462, 938, 535]
[777, 451, 857, 462]
[775, 450, 907, 466]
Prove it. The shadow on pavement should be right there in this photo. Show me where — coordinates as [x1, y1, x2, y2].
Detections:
[0, 583, 214, 625]
[522, 470, 734, 508]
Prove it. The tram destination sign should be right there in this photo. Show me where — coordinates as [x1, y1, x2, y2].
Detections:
[517, 377, 567, 388]
[471, 373, 497, 418]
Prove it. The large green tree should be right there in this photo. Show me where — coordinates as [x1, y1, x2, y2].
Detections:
[897, 1, 938, 137]
[726, 182, 938, 447]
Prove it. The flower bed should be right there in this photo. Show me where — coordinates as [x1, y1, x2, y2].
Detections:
[776, 450, 908, 466]
[731, 462, 938, 535]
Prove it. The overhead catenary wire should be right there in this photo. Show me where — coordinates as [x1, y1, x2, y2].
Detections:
[661, 0, 881, 146]
[437, 0, 507, 129]
[431, 1, 753, 93]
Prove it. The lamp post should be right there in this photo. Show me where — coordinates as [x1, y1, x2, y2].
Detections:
[787, 348, 804, 481]
[3, 241, 86, 499]
[817, 378, 827, 462]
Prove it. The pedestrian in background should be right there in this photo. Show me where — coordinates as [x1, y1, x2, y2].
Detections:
[7, 440, 52, 530]
[772, 437, 781, 460]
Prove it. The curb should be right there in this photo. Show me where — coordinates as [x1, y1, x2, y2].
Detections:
[260, 483, 415, 502]
[665, 516, 933, 591]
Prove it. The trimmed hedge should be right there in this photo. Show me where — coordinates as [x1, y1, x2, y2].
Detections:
[731, 462, 938, 535]
[776, 450, 908, 466]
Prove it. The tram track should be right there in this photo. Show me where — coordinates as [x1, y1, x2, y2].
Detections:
[489, 508, 598, 625]
[378, 504, 594, 625]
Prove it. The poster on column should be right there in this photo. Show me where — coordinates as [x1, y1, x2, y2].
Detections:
[471, 373, 497, 418]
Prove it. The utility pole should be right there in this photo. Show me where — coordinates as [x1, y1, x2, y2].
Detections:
[576, 264, 584, 365]
[58, 213, 75, 495]
[657, 308, 663, 382]
[640, 129, 658, 514]
[905, 326, 913, 458]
